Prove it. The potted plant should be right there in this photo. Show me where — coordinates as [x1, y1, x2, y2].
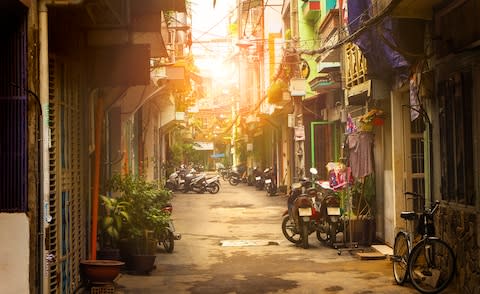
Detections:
[107, 173, 172, 274]
[97, 195, 130, 260]
[344, 175, 376, 246]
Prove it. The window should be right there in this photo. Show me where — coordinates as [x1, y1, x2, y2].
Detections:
[410, 117, 425, 212]
[438, 72, 475, 205]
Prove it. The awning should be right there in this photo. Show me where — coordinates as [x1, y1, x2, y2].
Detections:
[318, 62, 340, 74]
[391, 0, 443, 20]
[193, 142, 214, 151]
[131, 0, 186, 16]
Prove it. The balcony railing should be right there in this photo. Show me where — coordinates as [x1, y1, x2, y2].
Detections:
[344, 43, 368, 89]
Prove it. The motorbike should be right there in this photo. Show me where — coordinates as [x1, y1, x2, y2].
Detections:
[156, 203, 181, 253]
[263, 167, 277, 196]
[281, 167, 341, 248]
[165, 171, 180, 191]
[165, 166, 189, 191]
[253, 167, 264, 190]
[182, 171, 207, 193]
[218, 166, 231, 181]
[228, 164, 247, 186]
[315, 181, 342, 247]
[205, 175, 220, 194]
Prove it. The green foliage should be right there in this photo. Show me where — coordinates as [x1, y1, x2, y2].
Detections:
[166, 129, 203, 173]
[267, 79, 288, 104]
[99, 195, 130, 248]
[107, 173, 172, 254]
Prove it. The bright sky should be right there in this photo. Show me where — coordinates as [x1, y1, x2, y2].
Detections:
[190, 1, 238, 83]
[191, 1, 236, 41]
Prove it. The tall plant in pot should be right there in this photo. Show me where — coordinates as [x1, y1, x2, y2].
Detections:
[107, 173, 172, 274]
[97, 195, 130, 260]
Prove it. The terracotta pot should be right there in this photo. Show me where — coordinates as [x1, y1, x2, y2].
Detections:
[80, 259, 124, 284]
[130, 254, 156, 275]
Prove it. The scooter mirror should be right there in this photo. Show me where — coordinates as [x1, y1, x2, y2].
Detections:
[309, 167, 318, 175]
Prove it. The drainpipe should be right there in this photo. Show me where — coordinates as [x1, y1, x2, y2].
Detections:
[38, 3, 50, 294]
[38, 1, 84, 293]
[92, 94, 104, 260]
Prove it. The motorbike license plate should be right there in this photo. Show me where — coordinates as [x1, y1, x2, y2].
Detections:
[255, 176, 261, 180]
[327, 207, 341, 216]
[298, 207, 312, 217]
[265, 179, 272, 184]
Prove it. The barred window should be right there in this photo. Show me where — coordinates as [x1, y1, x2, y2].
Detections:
[438, 72, 475, 205]
[0, 10, 28, 212]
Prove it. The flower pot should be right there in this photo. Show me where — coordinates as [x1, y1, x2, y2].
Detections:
[80, 259, 124, 284]
[130, 254, 156, 275]
[346, 218, 376, 246]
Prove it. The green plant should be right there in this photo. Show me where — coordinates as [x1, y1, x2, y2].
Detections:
[107, 173, 172, 254]
[99, 195, 130, 249]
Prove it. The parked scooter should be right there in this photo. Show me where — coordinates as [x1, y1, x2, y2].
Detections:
[263, 167, 277, 196]
[228, 164, 247, 186]
[281, 177, 314, 248]
[253, 167, 264, 190]
[315, 181, 342, 246]
[156, 203, 181, 253]
[281, 167, 340, 249]
[182, 170, 207, 193]
[205, 175, 220, 194]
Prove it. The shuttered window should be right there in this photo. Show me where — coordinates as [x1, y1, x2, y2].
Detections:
[438, 72, 475, 205]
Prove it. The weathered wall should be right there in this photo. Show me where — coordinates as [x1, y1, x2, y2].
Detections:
[0, 214, 29, 294]
[437, 206, 480, 294]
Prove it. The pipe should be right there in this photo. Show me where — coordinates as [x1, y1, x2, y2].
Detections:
[38, 2, 50, 293]
[44, 0, 84, 4]
[91, 94, 104, 260]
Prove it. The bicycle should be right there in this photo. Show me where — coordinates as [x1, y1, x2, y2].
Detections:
[392, 192, 456, 293]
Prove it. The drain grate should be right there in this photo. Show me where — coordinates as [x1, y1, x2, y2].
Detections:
[220, 240, 280, 247]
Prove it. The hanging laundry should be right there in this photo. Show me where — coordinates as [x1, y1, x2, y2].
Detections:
[347, 132, 374, 178]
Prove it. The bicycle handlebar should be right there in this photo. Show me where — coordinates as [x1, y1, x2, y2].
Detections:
[404, 192, 440, 216]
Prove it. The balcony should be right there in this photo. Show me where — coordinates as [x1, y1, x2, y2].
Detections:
[302, 0, 321, 22]
[317, 9, 340, 63]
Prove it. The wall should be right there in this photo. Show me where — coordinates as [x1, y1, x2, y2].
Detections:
[0, 214, 29, 294]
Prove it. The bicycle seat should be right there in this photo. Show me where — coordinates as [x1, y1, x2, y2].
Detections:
[400, 211, 417, 221]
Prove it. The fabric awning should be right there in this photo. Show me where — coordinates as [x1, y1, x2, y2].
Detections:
[193, 142, 214, 151]
[131, 0, 186, 16]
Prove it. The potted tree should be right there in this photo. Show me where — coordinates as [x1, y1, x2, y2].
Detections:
[108, 173, 172, 274]
[97, 195, 130, 260]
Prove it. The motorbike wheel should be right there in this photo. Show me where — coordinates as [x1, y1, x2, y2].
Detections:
[162, 231, 175, 253]
[229, 177, 239, 186]
[301, 221, 309, 249]
[207, 182, 220, 194]
[316, 223, 329, 243]
[327, 222, 338, 246]
[281, 215, 301, 244]
[165, 182, 175, 191]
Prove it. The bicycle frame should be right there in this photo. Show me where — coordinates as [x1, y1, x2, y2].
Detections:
[393, 192, 455, 293]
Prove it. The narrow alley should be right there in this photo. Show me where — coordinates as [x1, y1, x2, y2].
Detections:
[115, 180, 418, 294]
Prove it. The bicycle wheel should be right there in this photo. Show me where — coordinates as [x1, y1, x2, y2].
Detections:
[408, 238, 455, 294]
[392, 231, 410, 285]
